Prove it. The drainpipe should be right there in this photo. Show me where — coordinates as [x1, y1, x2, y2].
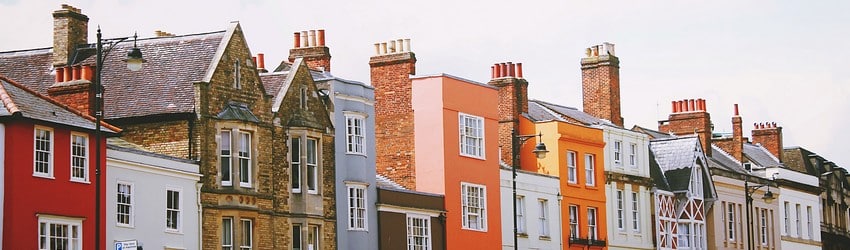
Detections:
[196, 182, 203, 249]
[558, 192, 564, 250]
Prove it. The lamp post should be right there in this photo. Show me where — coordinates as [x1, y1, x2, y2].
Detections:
[743, 171, 776, 250]
[94, 27, 144, 250]
[512, 131, 548, 250]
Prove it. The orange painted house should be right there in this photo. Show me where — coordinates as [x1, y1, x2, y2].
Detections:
[411, 74, 503, 249]
[521, 114, 609, 249]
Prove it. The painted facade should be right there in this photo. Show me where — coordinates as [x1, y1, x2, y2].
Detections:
[410, 74, 503, 249]
[376, 175, 446, 250]
[0, 75, 120, 250]
[499, 165, 562, 249]
[106, 139, 201, 249]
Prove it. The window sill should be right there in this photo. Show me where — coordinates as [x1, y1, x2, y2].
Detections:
[518, 233, 528, 238]
[164, 229, 183, 235]
[239, 183, 253, 188]
[347, 228, 368, 232]
[117, 224, 135, 229]
[539, 236, 551, 241]
[345, 152, 367, 157]
[70, 179, 90, 184]
[33, 174, 54, 179]
[307, 190, 318, 195]
[461, 227, 488, 232]
[459, 153, 486, 161]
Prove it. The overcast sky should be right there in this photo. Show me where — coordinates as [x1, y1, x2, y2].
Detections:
[2, 0, 848, 169]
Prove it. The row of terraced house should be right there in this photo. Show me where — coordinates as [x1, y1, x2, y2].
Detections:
[1, 4, 849, 250]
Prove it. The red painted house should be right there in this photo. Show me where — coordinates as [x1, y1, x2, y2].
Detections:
[0, 74, 120, 250]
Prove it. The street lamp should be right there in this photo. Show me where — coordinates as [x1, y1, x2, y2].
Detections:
[94, 27, 144, 250]
[744, 171, 777, 250]
[512, 131, 548, 250]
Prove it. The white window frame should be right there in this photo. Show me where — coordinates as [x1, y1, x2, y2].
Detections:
[539, 199, 550, 237]
[238, 131, 252, 188]
[306, 137, 319, 194]
[783, 202, 790, 235]
[116, 181, 134, 227]
[629, 143, 637, 167]
[569, 205, 579, 239]
[806, 206, 813, 239]
[347, 184, 368, 231]
[461, 182, 487, 231]
[240, 219, 253, 250]
[585, 154, 595, 186]
[631, 191, 640, 232]
[34, 126, 54, 178]
[616, 190, 624, 230]
[291, 137, 302, 193]
[223, 217, 234, 250]
[458, 113, 484, 159]
[407, 214, 432, 250]
[165, 187, 182, 232]
[795, 204, 802, 237]
[613, 140, 622, 165]
[345, 114, 366, 155]
[727, 203, 736, 241]
[567, 151, 577, 184]
[308, 225, 320, 250]
[588, 207, 598, 240]
[678, 223, 691, 249]
[292, 224, 302, 250]
[516, 196, 526, 234]
[37, 215, 82, 250]
[220, 130, 233, 186]
[70, 133, 88, 182]
[761, 209, 768, 245]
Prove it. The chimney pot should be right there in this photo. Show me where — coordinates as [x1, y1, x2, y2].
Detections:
[772, 122, 777, 128]
[734, 104, 739, 116]
[759, 123, 765, 129]
[294, 32, 301, 48]
[381, 42, 388, 54]
[495, 63, 502, 78]
[55, 68, 65, 82]
[389, 40, 396, 53]
[499, 63, 508, 77]
[318, 29, 325, 46]
[754, 123, 758, 129]
[257, 53, 265, 69]
[374, 43, 381, 55]
[404, 39, 411, 52]
[308, 30, 317, 47]
[63, 66, 72, 82]
[592, 46, 599, 56]
[689, 99, 695, 112]
[72, 65, 81, 81]
[301, 31, 308, 47]
[507, 62, 514, 77]
[491, 66, 496, 79]
[252, 56, 257, 68]
[81, 65, 92, 80]
[517, 63, 523, 78]
[397, 39, 404, 52]
[671, 101, 677, 113]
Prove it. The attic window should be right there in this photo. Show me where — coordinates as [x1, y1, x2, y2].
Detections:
[744, 162, 752, 172]
[300, 88, 307, 109]
[234, 60, 241, 89]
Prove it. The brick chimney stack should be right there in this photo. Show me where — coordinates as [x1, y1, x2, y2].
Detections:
[288, 29, 331, 72]
[752, 122, 783, 161]
[715, 104, 745, 162]
[370, 38, 417, 189]
[52, 4, 89, 67]
[47, 64, 95, 115]
[487, 62, 529, 165]
[581, 42, 623, 127]
[658, 98, 713, 156]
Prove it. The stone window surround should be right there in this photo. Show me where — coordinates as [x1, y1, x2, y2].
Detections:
[217, 123, 259, 190]
[289, 129, 323, 195]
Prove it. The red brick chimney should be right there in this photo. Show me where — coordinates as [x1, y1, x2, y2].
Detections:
[52, 4, 89, 67]
[714, 104, 744, 162]
[47, 64, 95, 115]
[752, 122, 783, 161]
[370, 38, 416, 189]
[658, 98, 713, 156]
[487, 62, 529, 165]
[581, 42, 623, 127]
[288, 29, 331, 72]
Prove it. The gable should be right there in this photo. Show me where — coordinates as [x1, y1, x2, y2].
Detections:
[272, 58, 333, 131]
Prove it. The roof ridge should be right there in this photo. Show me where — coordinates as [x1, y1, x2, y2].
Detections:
[0, 75, 121, 133]
[711, 144, 742, 166]
[530, 101, 567, 122]
[750, 142, 782, 163]
[0, 76, 21, 114]
[530, 99, 579, 110]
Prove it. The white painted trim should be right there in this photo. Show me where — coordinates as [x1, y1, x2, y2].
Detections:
[33, 125, 54, 178]
[165, 186, 184, 233]
[272, 58, 304, 113]
[115, 180, 135, 228]
[376, 204, 442, 217]
[69, 132, 89, 182]
[458, 113, 486, 160]
[0, 123, 4, 248]
[202, 22, 240, 83]
[107, 156, 201, 181]
[335, 94, 374, 106]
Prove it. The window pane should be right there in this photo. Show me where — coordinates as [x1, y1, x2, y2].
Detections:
[221, 131, 232, 184]
[291, 138, 301, 190]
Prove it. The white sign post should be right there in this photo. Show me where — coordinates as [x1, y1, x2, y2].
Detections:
[115, 240, 138, 250]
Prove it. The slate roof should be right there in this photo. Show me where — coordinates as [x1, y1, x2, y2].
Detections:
[527, 100, 565, 122]
[530, 99, 611, 126]
[708, 145, 747, 174]
[782, 147, 818, 175]
[0, 75, 119, 133]
[0, 31, 226, 120]
[632, 125, 674, 140]
[217, 102, 260, 122]
[261, 63, 333, 97]
[743, 143, 782, 168]
[649, 136, 701, 192]
[375, 174, 406, 190]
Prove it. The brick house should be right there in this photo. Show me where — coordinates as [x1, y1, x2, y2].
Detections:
[0, 74, 120, 250]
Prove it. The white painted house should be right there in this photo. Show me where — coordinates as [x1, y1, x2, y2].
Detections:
[500, 164, 562, 250]
[106, 139, 201, 250]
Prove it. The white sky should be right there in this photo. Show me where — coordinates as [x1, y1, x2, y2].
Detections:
[2, 0, 848, 169]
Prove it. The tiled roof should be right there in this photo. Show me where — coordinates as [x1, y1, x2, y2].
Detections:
[743, 143, 782, 168]
[0, 75, 119, 133]
[0, 31, 225, 119]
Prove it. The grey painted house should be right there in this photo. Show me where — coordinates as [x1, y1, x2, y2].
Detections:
[315, 71, 379, 249]
[106, 138, 201, 250]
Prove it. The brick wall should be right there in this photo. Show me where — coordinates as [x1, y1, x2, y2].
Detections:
[488, 77, 528, 165]
[658, 99, 712, 156]
[752, 123, 783, 161]
[581, 47, 623, 127]
[289, 46, 331, 72]
[52, 4, 88, 66]
[370, 51, 417, 189]
[120, 119, 191, 158]
[47, 81, 91, 116]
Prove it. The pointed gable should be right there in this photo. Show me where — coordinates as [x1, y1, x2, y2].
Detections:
[270, 58, 332, 130]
